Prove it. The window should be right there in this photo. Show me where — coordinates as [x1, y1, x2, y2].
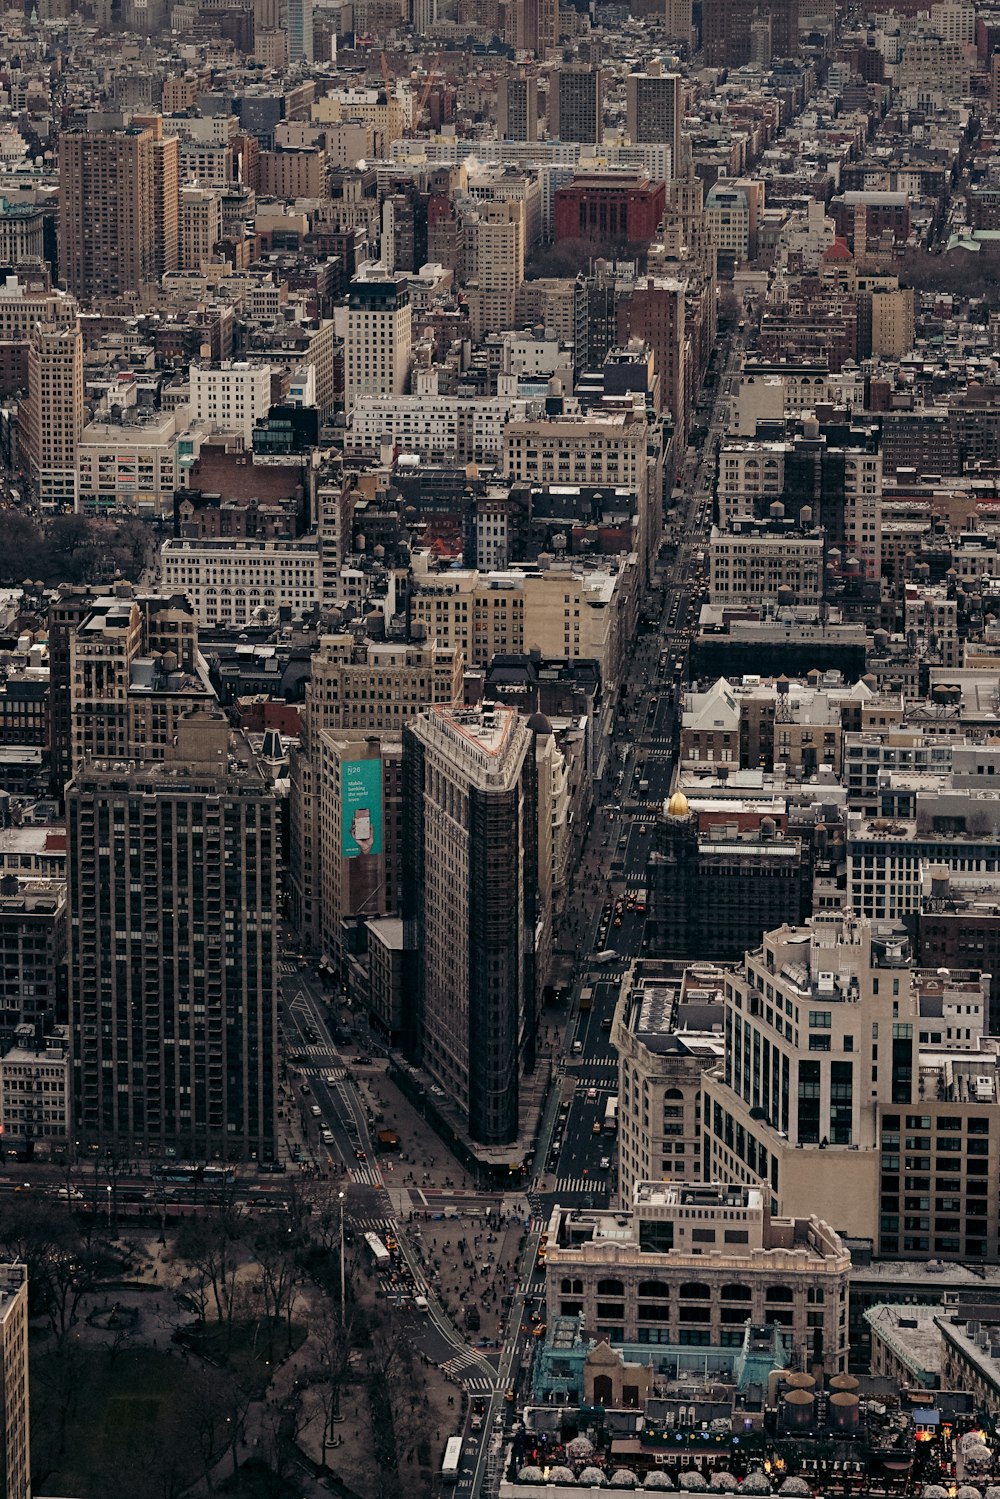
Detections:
[809, 1012, 832, 1029]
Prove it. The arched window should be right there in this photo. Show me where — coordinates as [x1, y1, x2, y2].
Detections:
[765, 1285, 794, 1302]
[721, 1284, 752, 1301]
[639, 1281, 671, 1299]
[597, 1278, 624, 1298]
[679, 1282, 711, 1300]
[664, 1088, 684, 1100]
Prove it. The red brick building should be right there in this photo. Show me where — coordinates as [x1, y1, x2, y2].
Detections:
[553, 172, 666, 247]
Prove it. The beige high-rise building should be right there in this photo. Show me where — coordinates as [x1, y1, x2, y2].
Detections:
[625, 71, 682, 177]
[462, 197, 525, 337]
[408, 554, 640, 694]
[702, 915, 917, 1243]
[504, 405, 664, 579]
[344, 273, 411, 412]
[548, 65, 603, 145]
[288, 631, 461, 952]
[303, 633, 464, 736]
[133, 115, 179, 282]
[665, 0, 693, 45]
[67, 712, 280, 1162]
[313, 731, 403, 974]
[871, 286, 915, 356]
[59, 121, 162, 303]
[498, 74, 538, 140]
[67, 592, 213, 776]
[179, 184, 222, 271]
[0, 1263, 29, 1499]
[0, 276, 76, 398]
[25, 321, 83, 510]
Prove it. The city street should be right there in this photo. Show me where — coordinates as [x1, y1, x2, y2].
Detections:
[264, 329, 744, 1496]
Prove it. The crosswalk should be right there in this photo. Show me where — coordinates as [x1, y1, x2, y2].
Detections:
[552, 1176, 610, 1194]
[300, 1042, 340, 1058]
[347, 1214, 396, 1233]
[441, 1352, 498, 1392]
[350, 1160, 382, 1187]
[571, 1070, 617, 1089]
[299, 1064, 346, 1081]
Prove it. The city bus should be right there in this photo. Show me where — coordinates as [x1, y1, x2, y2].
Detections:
[441, 1436, 463, 1484]
[364, 1232, 391, 1270]
[603, 1098, 619, 1133]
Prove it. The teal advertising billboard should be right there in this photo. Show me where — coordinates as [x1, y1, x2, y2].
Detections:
[341, 759, 383, 858]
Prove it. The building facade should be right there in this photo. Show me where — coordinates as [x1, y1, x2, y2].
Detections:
[0, 1263, 29, 1499]
[344, 273, 412, 413]
[625, 72, 682, 178]
[544, 1183, 850, 1368]
[159, 536, 322, 625]
[25, 321, 83, 511]
[402, 705, 539, 1144]
[67, 713, 280, 1162]
[648, 792, 812, 962]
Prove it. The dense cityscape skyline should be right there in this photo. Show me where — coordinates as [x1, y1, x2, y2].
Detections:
[0, 0, 997, 1494]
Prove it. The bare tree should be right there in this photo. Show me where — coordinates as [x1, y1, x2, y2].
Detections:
[173, 1203, 245, 1335]
[305, 1299, 359, 1449]
[253, 1221, 301, 1357]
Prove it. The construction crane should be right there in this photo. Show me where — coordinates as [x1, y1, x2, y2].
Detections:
[414, 53, 443, 130]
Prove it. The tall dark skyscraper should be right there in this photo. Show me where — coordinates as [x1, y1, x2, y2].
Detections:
[67, 711, 279, 1162]
[402, 705, 539, 1146]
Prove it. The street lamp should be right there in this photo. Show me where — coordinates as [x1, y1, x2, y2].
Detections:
[106, 1184, 112, 1232]
[338, 1190, 346, 1323]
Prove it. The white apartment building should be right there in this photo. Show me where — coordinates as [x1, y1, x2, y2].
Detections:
[346, 392, 531, 464]
[343, 274, 412, 413]
[0, 1030, 70, 1156]
[189, 360, 272, 443]
[709, 520, 824, 606]
[76, 407, 196, 517]
[160, 536, 322, 625]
